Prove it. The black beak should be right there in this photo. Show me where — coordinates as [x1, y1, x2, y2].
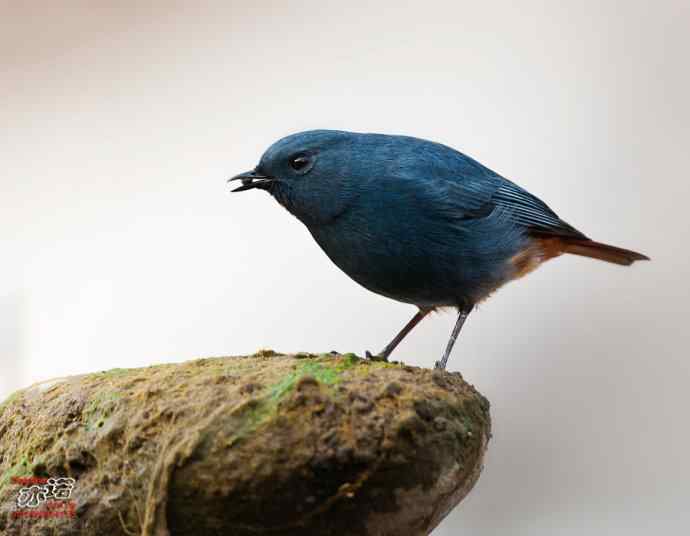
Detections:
[227, 170, 275, 192]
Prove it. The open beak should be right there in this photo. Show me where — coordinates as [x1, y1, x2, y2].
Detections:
[227, 170, 275, 192]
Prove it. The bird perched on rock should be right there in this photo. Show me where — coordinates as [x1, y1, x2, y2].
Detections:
[230, 130, 648, 369]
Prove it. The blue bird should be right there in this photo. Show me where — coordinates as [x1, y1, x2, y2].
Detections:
[229, 130, 648, 369]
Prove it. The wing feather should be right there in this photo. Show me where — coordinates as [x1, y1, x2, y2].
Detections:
[492, 180, 587, 239]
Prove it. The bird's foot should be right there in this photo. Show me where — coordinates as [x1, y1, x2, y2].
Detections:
[365, 350, 388, 362]
[434, 360, 446, 371]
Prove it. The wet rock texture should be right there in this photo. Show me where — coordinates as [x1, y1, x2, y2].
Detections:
[0, 352, 491, 535]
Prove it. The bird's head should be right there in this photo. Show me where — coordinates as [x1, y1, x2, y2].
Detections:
[229, 130, 364, 225]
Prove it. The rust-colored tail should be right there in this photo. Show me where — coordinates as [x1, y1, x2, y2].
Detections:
[562, 239, 649, 266]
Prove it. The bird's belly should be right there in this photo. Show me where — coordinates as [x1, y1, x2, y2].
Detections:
[309, 225, 507, 308]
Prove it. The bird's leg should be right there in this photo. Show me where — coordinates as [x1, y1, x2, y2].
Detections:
[366, 308, 430, 362]
[434, 306, 474, 370]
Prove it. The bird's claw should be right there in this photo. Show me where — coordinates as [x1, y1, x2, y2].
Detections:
[434, 360, 445, 370]
[365, 350, 388, 362]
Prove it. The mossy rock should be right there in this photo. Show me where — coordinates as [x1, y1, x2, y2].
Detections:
[0, 352, 491, 535]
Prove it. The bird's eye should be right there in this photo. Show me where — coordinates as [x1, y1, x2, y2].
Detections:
[289, 153, 311, 172]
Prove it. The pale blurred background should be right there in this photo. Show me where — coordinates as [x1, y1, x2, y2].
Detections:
[1, 1, 688, 534]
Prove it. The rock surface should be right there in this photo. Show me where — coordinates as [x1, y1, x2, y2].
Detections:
[0, 351, 491, 535]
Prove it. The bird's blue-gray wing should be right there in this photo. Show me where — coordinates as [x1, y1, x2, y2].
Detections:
[432, 155, 587, 240]
[490, 179, 587, 239]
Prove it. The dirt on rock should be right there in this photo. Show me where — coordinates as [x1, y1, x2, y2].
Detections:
[0, 352, 490, 536]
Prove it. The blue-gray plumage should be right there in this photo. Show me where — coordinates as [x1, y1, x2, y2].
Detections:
[229, 130, 648, 369]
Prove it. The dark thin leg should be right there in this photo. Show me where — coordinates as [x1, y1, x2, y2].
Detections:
[434, 306, 473, 370]
[366, 308, 430, 362]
